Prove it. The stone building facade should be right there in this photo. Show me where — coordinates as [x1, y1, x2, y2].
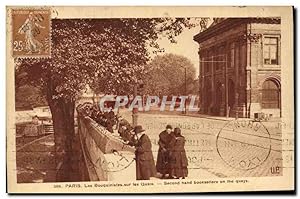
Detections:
[194, 18, 281, 118]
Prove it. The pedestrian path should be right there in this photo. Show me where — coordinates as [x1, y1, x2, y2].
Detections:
[183, 112, 235, 121]
[119, 111, 283, 179]
[119, 107, 235, 122]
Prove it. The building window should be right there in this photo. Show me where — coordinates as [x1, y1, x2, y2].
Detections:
[263, 37, 279, 65]
[262, 79, 280, 109]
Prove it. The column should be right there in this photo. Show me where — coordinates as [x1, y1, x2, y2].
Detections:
[245, 26, 252, 118]
[233, 41, 239, 117]
[199, 49, 205, 114]
[197, 50, 201, 112]
[210, 55, 215, 115]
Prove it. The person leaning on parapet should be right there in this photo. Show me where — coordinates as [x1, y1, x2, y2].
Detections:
[94, 109, 103, 125]
[90, 105, 99, 121]
[156, 124, 173, 179]
[83, 106, 91, 117]
[118, 117, 134, 144]
[133, 125, 156, 180]
[104, 110, 115, 133]
[168, 127, 188, 179]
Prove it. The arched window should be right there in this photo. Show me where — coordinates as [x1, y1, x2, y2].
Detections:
[262, 79, 280, 108]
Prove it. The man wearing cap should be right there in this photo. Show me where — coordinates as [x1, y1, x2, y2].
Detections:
[156, 124, 173, 179]
[134, 125, 156, 180]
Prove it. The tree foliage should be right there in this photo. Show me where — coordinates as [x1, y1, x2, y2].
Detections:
[144, 53, 196, 96]
[15, 85, 47, 110]
[17, 18, 207, 98]
[15, 18, 208, 180]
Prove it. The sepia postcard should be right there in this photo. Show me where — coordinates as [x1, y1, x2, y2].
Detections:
[6, 6, 294, 193]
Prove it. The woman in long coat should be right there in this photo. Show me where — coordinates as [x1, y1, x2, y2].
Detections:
[169, 128, 188, 179]
[156, 125, 173, 178]
[134, 125, 156, 180]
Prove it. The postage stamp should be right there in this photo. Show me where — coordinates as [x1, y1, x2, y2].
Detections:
[6, 6, 294, 194]
[11, 8, 51, 57]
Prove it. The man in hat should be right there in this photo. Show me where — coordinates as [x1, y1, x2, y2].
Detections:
[156, 124, 173, 178]
[134, 125, 156, 180]
[105, 110, 115, 133]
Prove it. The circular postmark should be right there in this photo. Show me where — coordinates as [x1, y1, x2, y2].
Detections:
[216, 119, 271, 170]
[101, 150, 135, 173]
[82, 134, 135, 173]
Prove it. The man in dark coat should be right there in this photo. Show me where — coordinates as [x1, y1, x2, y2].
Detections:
[169, 127, 188, 179]
[105, 110, 115, 133]
[118, 118, 135, 145]
[156, 124, 173, 178]
[134, 125, 156, 180]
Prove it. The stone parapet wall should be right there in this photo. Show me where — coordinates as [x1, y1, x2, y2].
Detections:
[81, 117, 134, 153]
[77, 104, 136, 181]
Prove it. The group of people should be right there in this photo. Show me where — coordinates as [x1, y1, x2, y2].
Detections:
[83, 105, 117, 133]
[133, 125, 188, 180]
[82, 105, 188, 181]
[83, 105, 139, 144]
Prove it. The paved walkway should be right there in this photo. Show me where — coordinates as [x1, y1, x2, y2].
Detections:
[120, 111, 283, 179]
[138, 108, 234, 121]
[121, 106, 282, 122]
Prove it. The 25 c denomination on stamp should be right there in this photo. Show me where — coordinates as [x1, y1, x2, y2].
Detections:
[11, 8, 51, 57]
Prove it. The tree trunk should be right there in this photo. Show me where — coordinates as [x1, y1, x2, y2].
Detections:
[46, 79, 75, 181]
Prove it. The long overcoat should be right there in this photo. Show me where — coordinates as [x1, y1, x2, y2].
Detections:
[135, 134, 156, 180]
[156, 130, 173, 174]
[169, 135, 188, 178]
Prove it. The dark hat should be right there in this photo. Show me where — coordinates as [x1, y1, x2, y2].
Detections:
[133, 125, 145, 133]
[166, 124, 173, 130]
[174, 127, 181, 135]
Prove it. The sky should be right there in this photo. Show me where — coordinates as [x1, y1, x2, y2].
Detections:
[158, 27, 201, 75]
[151, 25, 206, 76]
[149, 19, 214, 77]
